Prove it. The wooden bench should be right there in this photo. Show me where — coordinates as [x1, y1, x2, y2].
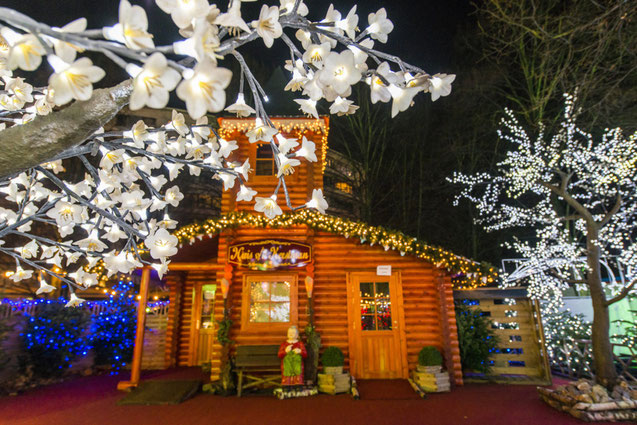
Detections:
[235, 345, 281, 397]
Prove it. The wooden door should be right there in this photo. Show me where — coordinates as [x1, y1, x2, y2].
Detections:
[190, 283, 217, 365]
[347, 272, 407, 379]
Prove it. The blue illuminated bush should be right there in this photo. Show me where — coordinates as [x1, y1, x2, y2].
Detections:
[21, 301, 92, 378]
[92, 281, 136, 371]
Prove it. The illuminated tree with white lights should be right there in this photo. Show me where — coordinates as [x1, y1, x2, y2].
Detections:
[0, 2, 454, 305]
[451, 94, 637, 388]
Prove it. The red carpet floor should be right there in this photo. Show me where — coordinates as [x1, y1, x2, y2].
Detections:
[0, 369, 618, 425]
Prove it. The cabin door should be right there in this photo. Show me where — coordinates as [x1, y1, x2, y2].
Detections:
[190, 283, 217, 365]
[347, 272, 407, 379]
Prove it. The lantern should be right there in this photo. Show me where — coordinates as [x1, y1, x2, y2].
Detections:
[304, 276, 314, 298]
[220, 278, 230, 299]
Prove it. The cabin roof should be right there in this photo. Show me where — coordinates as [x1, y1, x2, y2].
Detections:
[172, 210, 497, 290]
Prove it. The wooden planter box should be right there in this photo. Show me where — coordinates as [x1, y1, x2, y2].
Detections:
[538, 387, 637, 422]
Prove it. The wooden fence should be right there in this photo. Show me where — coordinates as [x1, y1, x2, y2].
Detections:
[454, 288, 552, 385]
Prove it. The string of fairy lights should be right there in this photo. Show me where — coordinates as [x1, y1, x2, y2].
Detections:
[84, 211, 497, 289]
[218, 118, 330, 173]
[169, 210, 496, 289]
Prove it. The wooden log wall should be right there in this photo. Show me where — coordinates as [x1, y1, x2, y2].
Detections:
[171, 225, 463, 384]
[140, 314, 168, 370]
[219, 121, 327, 214]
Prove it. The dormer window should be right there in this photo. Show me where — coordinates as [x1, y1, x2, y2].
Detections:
[255, 143, 276, 176]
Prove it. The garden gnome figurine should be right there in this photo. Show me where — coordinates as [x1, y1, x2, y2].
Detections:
[278, 326, 307, 386]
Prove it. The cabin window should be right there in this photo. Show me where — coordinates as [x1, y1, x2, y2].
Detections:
[335, 182, 353, 194]
[255, 143, 276, 176]
[200, 284, 217, 329]
[359, 281, 392, 331]
[242, 274, 298, 331]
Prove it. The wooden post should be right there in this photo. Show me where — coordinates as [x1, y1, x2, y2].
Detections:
[436, 271, 456, 387]
[117, 267, 151, 391]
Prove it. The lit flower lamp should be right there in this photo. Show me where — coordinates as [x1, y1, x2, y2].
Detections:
[304, 276, 314, 298]
[220, 278, 230, 299]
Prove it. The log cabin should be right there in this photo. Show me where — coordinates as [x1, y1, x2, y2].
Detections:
[119, 116, 497, 390]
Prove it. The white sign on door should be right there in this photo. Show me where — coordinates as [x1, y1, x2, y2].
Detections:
[376, 265, 392, 276]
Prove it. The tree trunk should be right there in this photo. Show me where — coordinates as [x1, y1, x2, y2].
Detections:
[587, 226, 618, 388]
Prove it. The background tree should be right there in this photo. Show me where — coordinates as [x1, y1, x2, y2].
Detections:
[475, 0, 637, 131]
[451, 95, 637, 388]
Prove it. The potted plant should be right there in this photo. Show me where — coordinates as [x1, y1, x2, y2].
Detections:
[321, 346, 344, 375]
[417, 346, 443, 373]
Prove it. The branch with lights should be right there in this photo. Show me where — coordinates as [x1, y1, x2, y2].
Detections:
[0, 0, 456, 305]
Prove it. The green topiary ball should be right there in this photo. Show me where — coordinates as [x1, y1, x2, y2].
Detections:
[418, 346, 443, 366]
[321, 346, 344, 367]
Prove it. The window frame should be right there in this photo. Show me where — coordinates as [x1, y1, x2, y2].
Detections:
[241, 272, 298, 332]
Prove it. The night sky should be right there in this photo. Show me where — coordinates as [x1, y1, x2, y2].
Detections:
[1, 0, 472, 75]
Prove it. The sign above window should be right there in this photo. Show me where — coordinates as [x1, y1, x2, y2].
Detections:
[228, 239, 312, 270]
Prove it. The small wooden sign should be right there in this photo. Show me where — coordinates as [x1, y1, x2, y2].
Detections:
[376, 265, 392, 276]
[228, 239, 312, 270]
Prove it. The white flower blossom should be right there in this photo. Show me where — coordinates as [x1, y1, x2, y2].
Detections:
[152, 259, 171, 279]
[145, 228, 178, 259]
[302, 42, 331, 69]
[46, 201, 84, 228]
[367, 8, 394, 43]
[294, 98, 319, 119]
[225, 93, 256, 117]
[128, 53, 181, 110]
[277, 153, 301, 177]
[389, 84, 421, 118]
[156, 0, 210, 29]
[429, 73, 456, 101]
[104, 250, 136, 277]
[295, 137, 317, 162]
[280, 0, 308, 16]
[246, 119, 278, 143]
[276, 134, 299, 155]
[251, 5, 282, 48]
[10, 266, 33, 282]
[255, 195, 283, 219]
[164, 185, 184, 207]
[1, 27, 45, 71]
[319, 50, 362, 96]
[75, 230, 108, 252]
[35, 279, 56, 295]
[176, 59, 232, 119]
[65, 293, 86, 308]
[306, 188, 329, 214]
[103, 0, 154, 49]
[215, 1, 251, 34]
[237, 185, 257, 202]
[50, 18, 87, 63]
[219, 139, 239, 158]
[330, 96, 358, 116]
[47, 56, 106, 106]
[69, 269, 99, 287]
